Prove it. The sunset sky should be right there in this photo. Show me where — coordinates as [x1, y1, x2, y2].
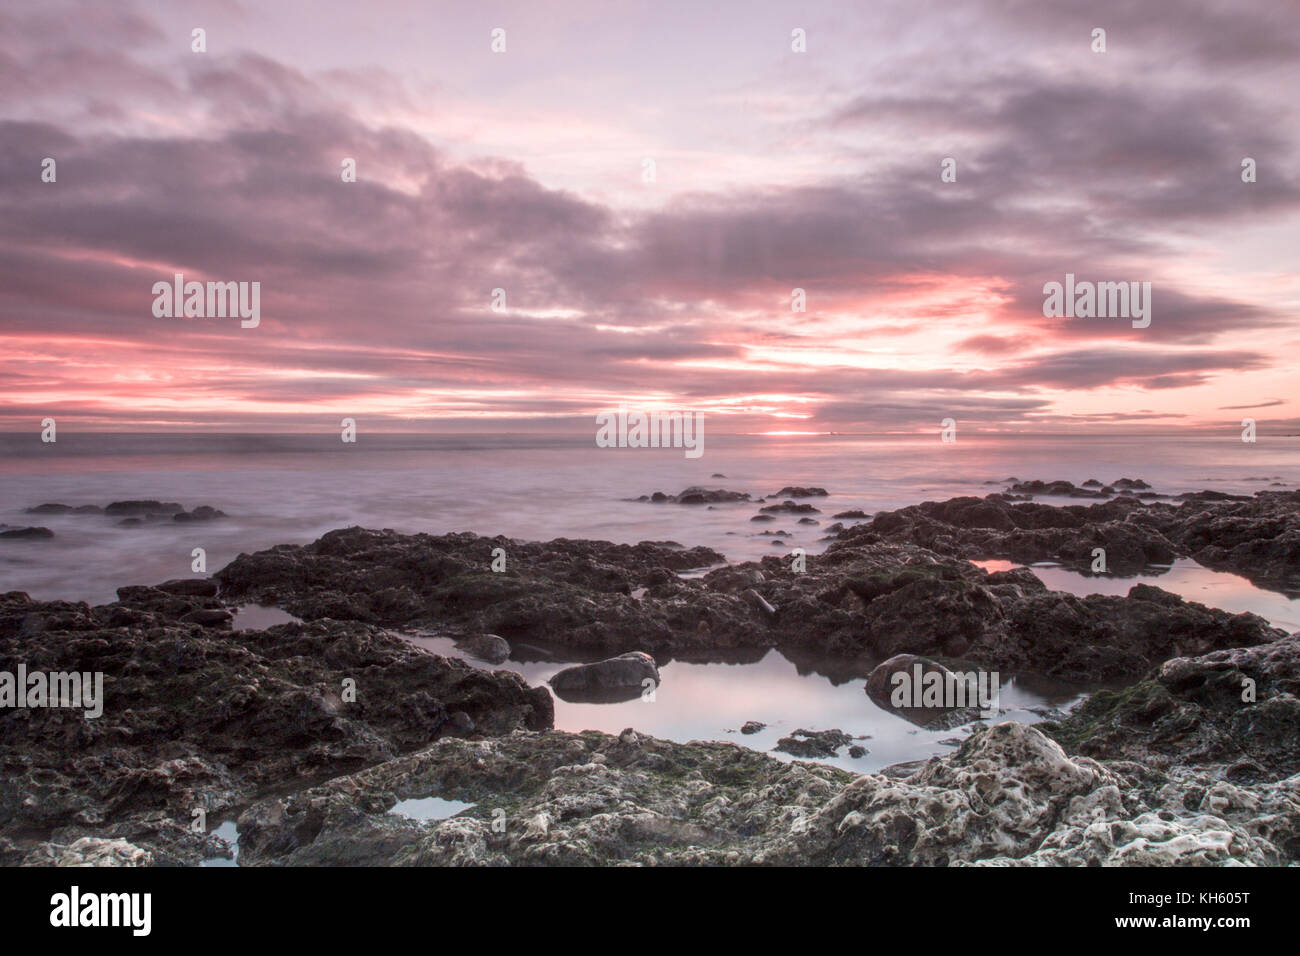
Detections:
[2, 0, 1298, 434]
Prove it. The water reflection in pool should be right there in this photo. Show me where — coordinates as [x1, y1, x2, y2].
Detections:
[400, 632, 1088, 774]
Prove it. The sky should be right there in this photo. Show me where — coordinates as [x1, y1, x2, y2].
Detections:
[1, 0, 1298, 435]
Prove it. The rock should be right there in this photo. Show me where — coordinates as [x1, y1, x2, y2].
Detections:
[209, 526, 1284, 682]
[773, 487, 829, 498]
[173, 506, 227, 522]
[156, 579, 220, 598]
[23, 837, 154, 867]
[645, 487, 752, 505]
[759, 500, 820, 514]
[180, 608, 234, 627]
[773, 728, 853, 758]
[1113, 478, 1151, 490]
[866, 654, 985, 729]
[833, 510, 869, 519]
[0, 527, 54, 539]
[25, 503, 73, 514]
[456, 633, 511, 665]
[104, 500, 184, 516]
[0, 587, 554, 864]
[740, 721, 766, 735]
[742, 588, 777, 617]
[847, 745, 867, 758]
[1045, 633, 1300, 782]
[549, 652, 659, 701]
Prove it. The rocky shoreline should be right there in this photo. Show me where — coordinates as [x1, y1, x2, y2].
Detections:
[2, 483, 1297, 866]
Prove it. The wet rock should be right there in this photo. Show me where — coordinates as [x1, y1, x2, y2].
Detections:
[773, 487, 828, 498]
[180, 607, 234, 627]
[156, 579, 219, 598]
[0, 527, 54, 539]
[1044, 633, 1300, 781]
[865, 654, 986, 729]
[23, 837, 154, 867]
[0, 588, 553, 861]
[740, 721, 766, 735]
[549, 651, 659, 699]
[774, 728, 853, 758]
[759, 500, 820, 514]
[25, 503, 73, 514]
[742, 588, 777, 617]
[833, 510, 869, 519]
[456, 633, 510, 664]
[847, 745, 868, 758]
[644, 487, 752, 505]
[104, 500, 185, 516]
[173, 506, 227, 522]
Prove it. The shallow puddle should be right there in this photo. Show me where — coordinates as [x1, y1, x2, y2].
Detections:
[401, 632, 1087, 773]
[199, 819, 240, 868]
[973, 558, 1300, 633]
[231, 604, 303, 631]
[389, 796, 476, 821]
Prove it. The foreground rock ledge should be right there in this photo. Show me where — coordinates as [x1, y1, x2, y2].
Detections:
[231, 720, 1300, 867]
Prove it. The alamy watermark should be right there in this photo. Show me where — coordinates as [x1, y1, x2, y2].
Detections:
[1, 665, 103, 718]
[595, 409, 704, 459]
[890, 662, 1000, 719]
[152, 273, 260, 328]
[1043, 273, 1151, 328]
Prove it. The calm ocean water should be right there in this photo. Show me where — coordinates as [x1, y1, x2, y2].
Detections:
[2, 431, 1297, 613]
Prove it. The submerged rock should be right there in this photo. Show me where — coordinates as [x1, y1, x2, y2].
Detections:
[549, 651, 659, 702]
[456, 633, 511, 664]
[865, 654, 985, 729]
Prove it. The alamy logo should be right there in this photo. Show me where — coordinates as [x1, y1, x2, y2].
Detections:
[595, 409, 704, 459]
[0, 665, 103, 718]
[1042, 273, 1151, 328]
[152, 273, 261, 328]
[890, 663, 1000, 719]
[50, 886, 151, 936]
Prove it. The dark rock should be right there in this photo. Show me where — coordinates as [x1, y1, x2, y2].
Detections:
[865, 654, 985, 729]
[104, 500, 184, 516]
[0, 527, 54, 539]
[180, 608, 234, 627]
[173, 506, 227, 522]
[759, 500, 820, 514]
[774, 728, 852, 758]
[740, 721, 766, 735]
[455, 633, 510, 665]
[773, 487, 828, 498]
[549, 652, 659, 700]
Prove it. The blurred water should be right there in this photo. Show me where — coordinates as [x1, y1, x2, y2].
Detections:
[2, 431, 1296, 607]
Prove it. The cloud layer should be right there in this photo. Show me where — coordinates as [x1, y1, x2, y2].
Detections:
[1, 0, 1298, 433]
